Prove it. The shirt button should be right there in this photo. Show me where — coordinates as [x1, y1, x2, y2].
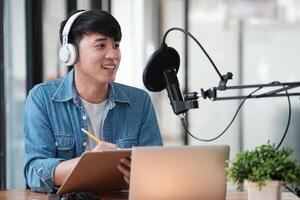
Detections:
[82, 115, 87, 120]
[55, 141, 58, 147]
[83, 142, 87, 147]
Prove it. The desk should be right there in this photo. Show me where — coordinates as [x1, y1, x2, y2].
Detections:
[0, 190, 299, 200]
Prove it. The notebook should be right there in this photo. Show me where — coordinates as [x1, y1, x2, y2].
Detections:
[129, 145, 230, 200]
[57, 149, 131, 195]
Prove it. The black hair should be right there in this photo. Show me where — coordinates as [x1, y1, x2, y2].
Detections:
[59, 9, 122, 45]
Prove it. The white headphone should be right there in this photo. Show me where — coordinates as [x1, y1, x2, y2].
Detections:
[59, 11, 86, 66]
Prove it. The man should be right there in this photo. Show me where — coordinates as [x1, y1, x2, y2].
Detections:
[23, 9, 162, 193]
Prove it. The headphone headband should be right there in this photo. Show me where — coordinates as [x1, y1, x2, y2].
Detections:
[61, 11, 86, 45]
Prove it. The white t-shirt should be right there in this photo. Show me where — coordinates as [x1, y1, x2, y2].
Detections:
[80, 97, 107, 151]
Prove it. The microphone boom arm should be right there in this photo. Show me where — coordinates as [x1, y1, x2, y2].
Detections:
[200, 81, 300, 101]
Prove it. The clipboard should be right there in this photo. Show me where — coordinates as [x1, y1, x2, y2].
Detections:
[57, 149, 131, 195]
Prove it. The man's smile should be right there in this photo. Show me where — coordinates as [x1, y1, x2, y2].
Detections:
[101, 63, 116, 71]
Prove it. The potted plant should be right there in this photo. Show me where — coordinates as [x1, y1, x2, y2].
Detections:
[227, 143, 300, 200]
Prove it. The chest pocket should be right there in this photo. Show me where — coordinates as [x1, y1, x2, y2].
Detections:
[116, 137, 138, 149]
[54, 134, 75, 159]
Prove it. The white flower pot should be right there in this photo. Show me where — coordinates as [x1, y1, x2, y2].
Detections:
[247, 181, 282, 200]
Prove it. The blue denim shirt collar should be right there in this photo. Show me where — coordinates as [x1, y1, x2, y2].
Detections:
[51, 69, 131, 106]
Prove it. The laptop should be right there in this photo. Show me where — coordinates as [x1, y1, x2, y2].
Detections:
[129, 145, 230, 200]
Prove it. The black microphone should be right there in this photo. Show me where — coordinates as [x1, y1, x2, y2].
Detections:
[163, 68, 185, 114]
[143, 43, 187, 115]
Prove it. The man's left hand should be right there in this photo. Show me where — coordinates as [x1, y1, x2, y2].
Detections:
[118, 157, 131, 184]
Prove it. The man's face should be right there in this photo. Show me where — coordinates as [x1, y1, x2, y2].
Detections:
[75, 32, 121, 84]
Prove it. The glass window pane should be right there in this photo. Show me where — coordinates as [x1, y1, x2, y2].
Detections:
[4, 0, 26, 189]
[43, 0, 67, 80]
[188, 0, 241, 156]
[243, 21, 300, 158]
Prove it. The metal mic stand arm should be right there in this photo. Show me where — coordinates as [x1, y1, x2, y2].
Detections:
[200, 81, 300, 101]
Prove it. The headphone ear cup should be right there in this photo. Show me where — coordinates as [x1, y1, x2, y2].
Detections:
[59, 43, 78, 66]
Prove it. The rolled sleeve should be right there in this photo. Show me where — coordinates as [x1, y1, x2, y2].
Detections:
[23, 86, 63, 192]
[25, 158, 65, 192]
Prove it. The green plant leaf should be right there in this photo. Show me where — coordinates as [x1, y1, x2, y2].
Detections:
[227, 144, 300, 191]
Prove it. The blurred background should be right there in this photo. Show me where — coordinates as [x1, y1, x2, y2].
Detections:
[1, 0, 300, 189]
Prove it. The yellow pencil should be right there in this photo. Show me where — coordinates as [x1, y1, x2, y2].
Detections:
[81, 128, 101, 144]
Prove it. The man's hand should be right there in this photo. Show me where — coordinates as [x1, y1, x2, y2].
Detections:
[118, 157, 131, 184]
[92, 141, 117, 151]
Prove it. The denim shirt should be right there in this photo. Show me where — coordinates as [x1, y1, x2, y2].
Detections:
[23, 69, 163, 193]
